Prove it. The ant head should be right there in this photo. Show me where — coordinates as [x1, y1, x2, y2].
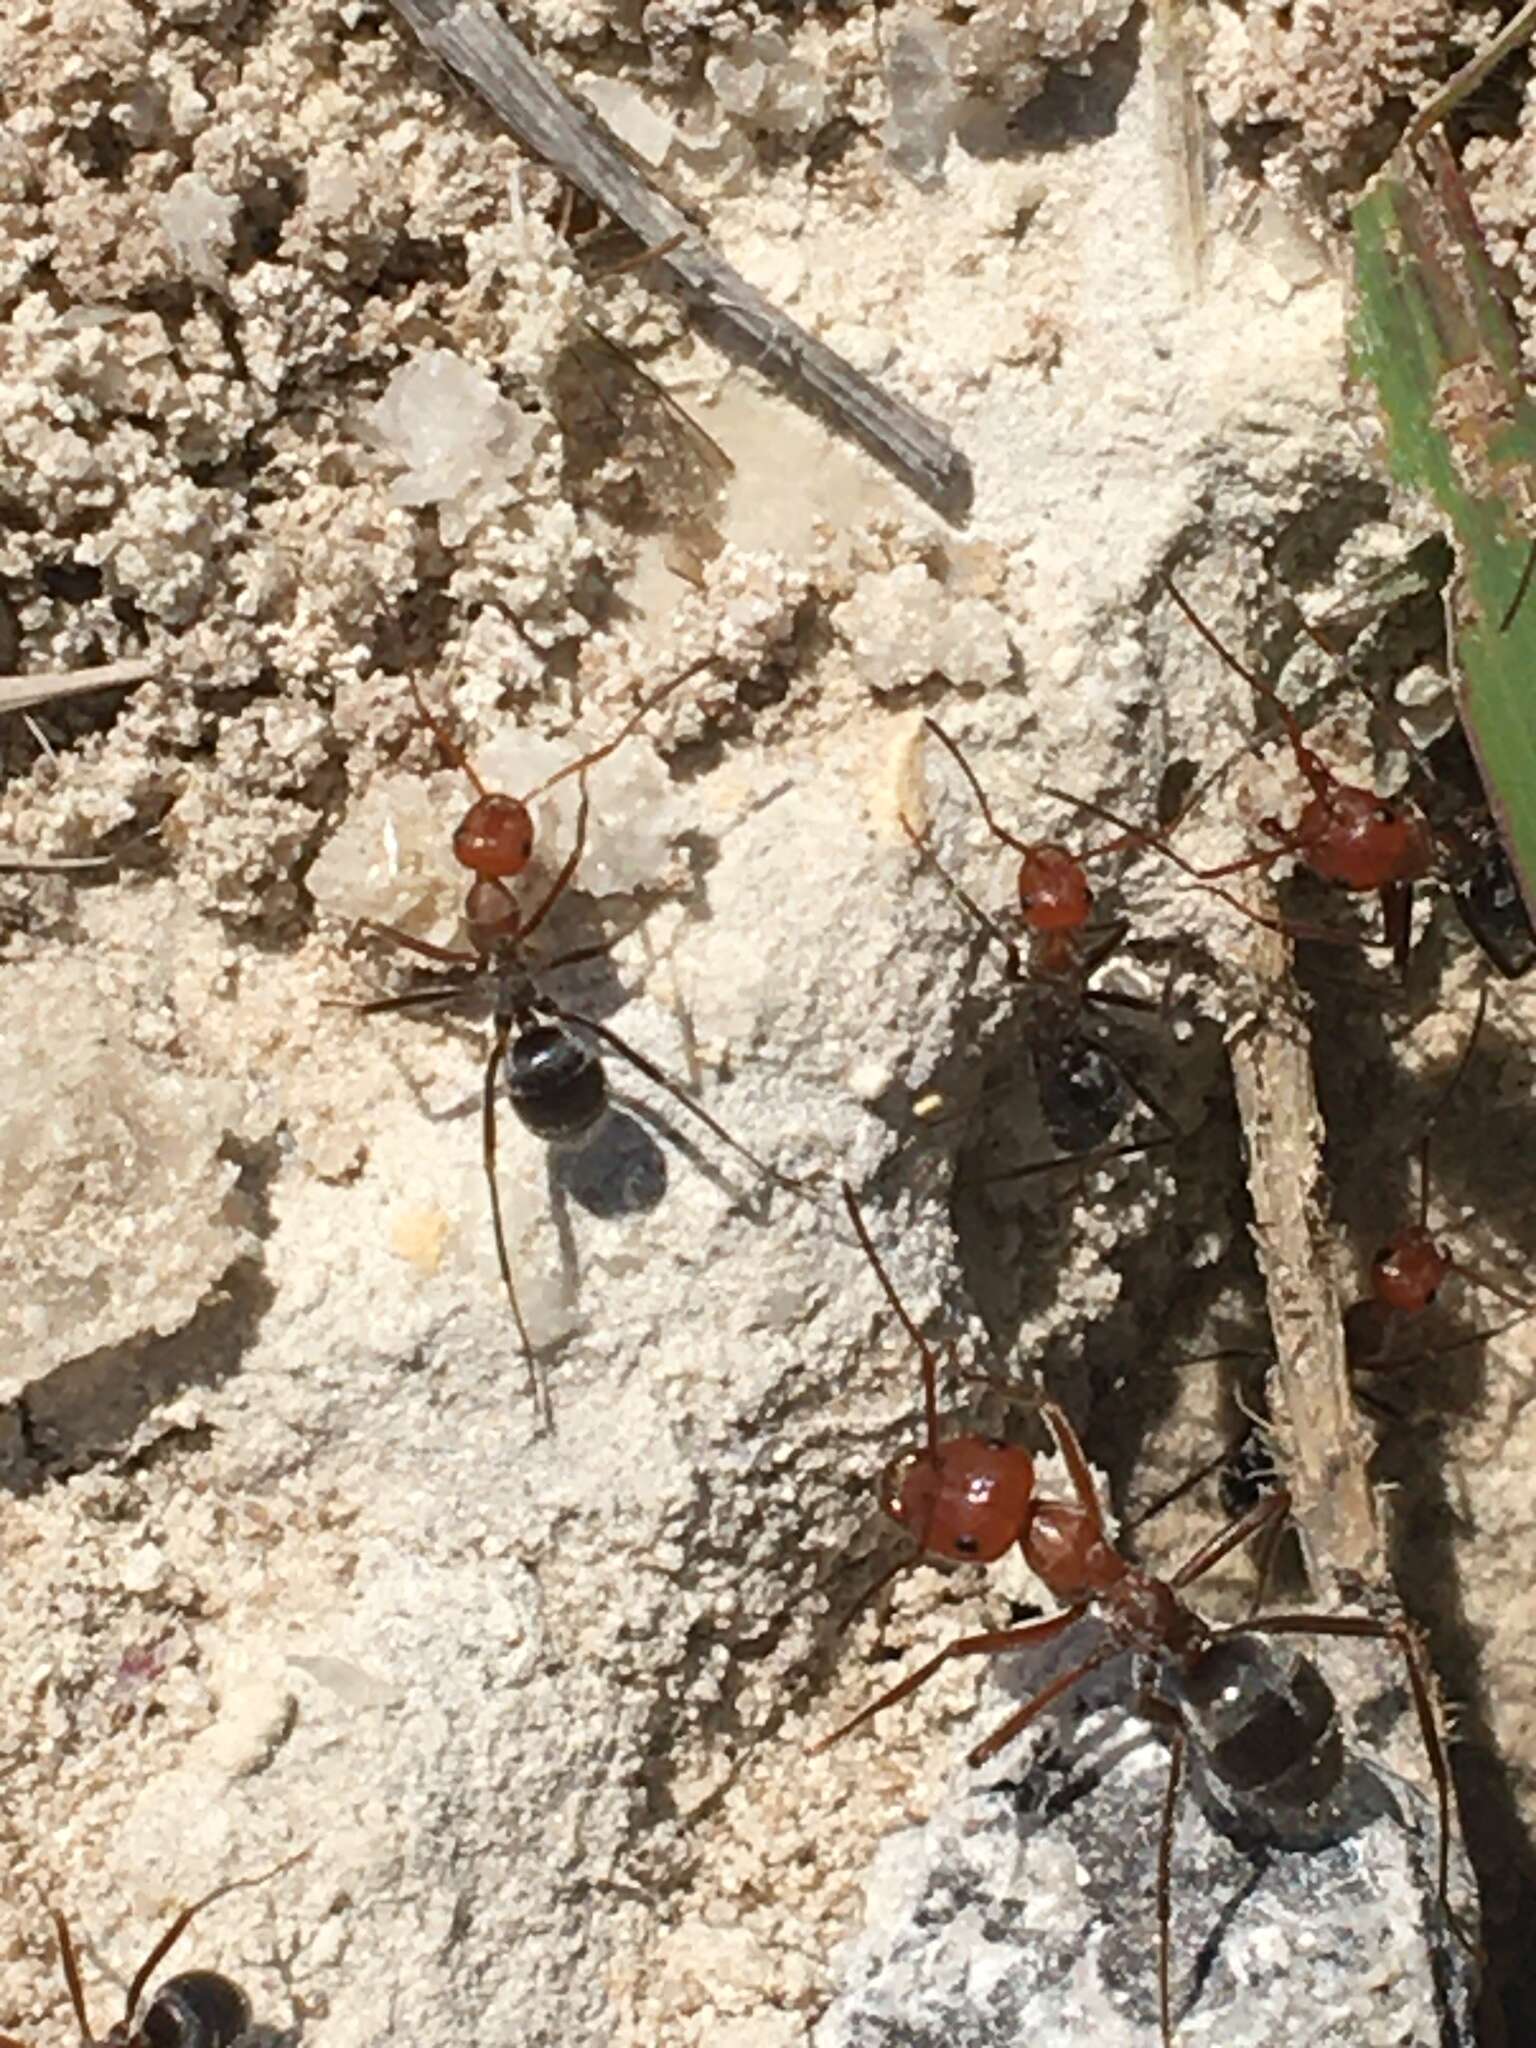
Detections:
[1370, 1224, 1449, 1314]
[1292, 783, 1434, 892]
[1017, 844, 1093, 933]
[880, 1435, 1035, 1564]
[453, 792, 536, 880]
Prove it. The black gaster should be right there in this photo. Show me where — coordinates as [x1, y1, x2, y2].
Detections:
[1164, 1632, 1344, 1843]
[505, 1021, 609, 1142]
[1453, 830, 1536, 979]
[1036, 1032, 1125, 1154]
[136, 1971, 252, 2048]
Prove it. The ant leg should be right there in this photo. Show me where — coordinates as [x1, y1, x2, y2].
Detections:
[1168, 1486, 1293, 1591]
[966, 1636, 1123, 1767]
[1121, 1418, 1265, 1539]
[1142, 1702, 1189, 2048]
[900, 812, 1022, 979]
[1037, 1401, 1108, 1526]
[843, 1184, 945, 1456]
[814, 1602, 1090, 1752]
[49, 1909, 92, 2039]
[347, 983, 475, 1019]
[922, 717, 1035, 859]
[979, 1131, 1179, 1194]
[1232, 1612, 1476, 1955]
[542, 999, 810, 1197]
[1036, 776, 1293, 916]
[518, 779, 591, 944]
[357, 919, 479, 968]
[480, 1007, 550, 1431]
[575, 323, 731, 477]
[119, 1851, 309, 2031]
[1383, 880, 1416, 982]
[524, 654, 716, 801]
[1450, 1258, 1531, 1313]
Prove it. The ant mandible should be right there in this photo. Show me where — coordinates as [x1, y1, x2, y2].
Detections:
[1, 1859, 297, 2048]
[1162, 576, 1438, 973]
[354, 654, 802, 1426]
[822, 1185, 1471, 2046]
[907, 717, 1181, 1165]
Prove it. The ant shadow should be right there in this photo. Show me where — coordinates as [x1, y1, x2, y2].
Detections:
[549, 1104, 669, 1219]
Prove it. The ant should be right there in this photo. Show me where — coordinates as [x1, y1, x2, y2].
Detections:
[821, 1185, 1470, 2046]
[1163, 574, 1536, 982]
[906, 716, 1182, 1168]
[1161, 576, 1441, 976]
[1343, 988, 1531, 1375]
[353, 656, 802, 1425]
[2, 1859, 296, 2048]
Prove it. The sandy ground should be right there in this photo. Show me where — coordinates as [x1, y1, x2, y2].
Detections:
[4, 3, 1536, 2044]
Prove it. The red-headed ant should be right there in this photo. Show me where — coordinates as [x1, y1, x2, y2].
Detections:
[1343, 989, 1532, 1374]
[1163, 576, 1439, 974]
[352, 656, 803, 1426]
[906, 717, 1182, 1168]
[2, 1858, 298, 2048]
[821, 1185, 1471, 2046]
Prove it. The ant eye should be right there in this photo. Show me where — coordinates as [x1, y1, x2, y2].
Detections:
[955, 1534, 980, 1555]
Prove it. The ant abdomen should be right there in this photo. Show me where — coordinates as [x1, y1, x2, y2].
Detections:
[1166, 1633, 1345, 1845]
[1453, 830, 1536, 978]
[1036, 1035, 1126, 1155]
[505, 1022, 608, 1142]
[133, 1969, 252, 2048]
[882, 1437, 1034, 1563]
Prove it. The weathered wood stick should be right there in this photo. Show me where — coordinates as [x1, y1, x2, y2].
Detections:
[385, 0, 975, 520]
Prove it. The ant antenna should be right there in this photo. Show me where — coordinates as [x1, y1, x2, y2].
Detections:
[923, 717, 1034, 859]
[50, 1848, 307, 2041]
[523, 652, 717, 802]
[842, 1182, 941, 1461]
[1163, 574, 1319, 776]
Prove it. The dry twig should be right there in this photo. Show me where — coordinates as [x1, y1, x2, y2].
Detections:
[1226, 877, 1383, 1591]
[385, 0, 974, 520]
[0, 659, 154, 715]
